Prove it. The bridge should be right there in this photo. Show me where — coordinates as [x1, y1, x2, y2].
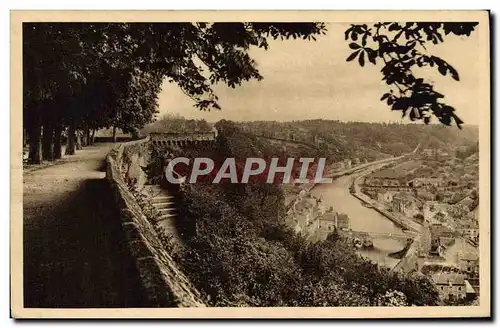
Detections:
[342, 230, 415, 242]
[149, 131, 217, 147]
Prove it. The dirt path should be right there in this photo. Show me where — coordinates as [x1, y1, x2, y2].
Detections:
[23, 143, 147, 308]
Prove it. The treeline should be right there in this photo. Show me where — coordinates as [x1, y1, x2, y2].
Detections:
[140, 113, 213, 135]
[24, 23, 164, 163]
[236, 120, 479, 162]
[23, 22, 326, 164]
[154, 120, 440, 306]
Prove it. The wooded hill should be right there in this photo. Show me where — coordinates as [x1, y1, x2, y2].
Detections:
[236, 120, 479, 162]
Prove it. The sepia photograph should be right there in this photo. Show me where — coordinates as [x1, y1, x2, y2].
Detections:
[10, 10, 490, 318]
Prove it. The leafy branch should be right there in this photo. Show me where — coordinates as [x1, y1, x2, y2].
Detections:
[345, 22, 478, 128]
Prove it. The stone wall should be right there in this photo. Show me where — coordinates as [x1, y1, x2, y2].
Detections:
[106, 136, 205, 307]
[149, 131, 216, 147]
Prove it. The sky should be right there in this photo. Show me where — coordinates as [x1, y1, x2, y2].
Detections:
[157, 23, 481, 125]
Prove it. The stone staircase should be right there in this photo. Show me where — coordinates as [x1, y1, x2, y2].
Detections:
[143, 185, 178, 236]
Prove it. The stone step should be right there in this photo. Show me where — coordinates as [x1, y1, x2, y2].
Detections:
[151, 198, 174, 206]
[152, 201, 174, 209]
[157, 213, 176, 221]
[156, 207, 176, 215]
[144, 185, 167, 196]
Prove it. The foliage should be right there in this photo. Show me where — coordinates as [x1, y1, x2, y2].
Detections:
[236, 119, 479, 163]
[23, 22, 325, 163]
[141, 113, 213, 135]
[345, 22, 478, 128]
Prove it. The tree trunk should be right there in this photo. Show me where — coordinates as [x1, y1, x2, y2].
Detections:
[65, 123, 75, 155]
[42, 122, 54, 161]
[53, 124, 63, 160]
[112, 126, 117, 143]
[27, 119, 42, 164]
[76, 130, 83, 150]
[81, 129, 88, 147]
[85, 127, 91, 146]
[91, 129, 96, 144]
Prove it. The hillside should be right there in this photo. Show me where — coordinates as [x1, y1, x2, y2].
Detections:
[236, 120, 479, 162]
[148, 120, 441, 307]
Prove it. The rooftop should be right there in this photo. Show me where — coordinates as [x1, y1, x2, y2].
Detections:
[430, 224, 455, 237]
[370, 169, 403, 179]
[432, 272, 465, 285]
[320, 212, 337, 222]
[460, 252, 479, 262]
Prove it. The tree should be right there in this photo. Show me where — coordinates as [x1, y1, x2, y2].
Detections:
[23, 23, 327, 163]
[345, 22, 478, 128]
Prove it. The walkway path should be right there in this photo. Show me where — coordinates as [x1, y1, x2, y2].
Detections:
[23, 143, 147, 308]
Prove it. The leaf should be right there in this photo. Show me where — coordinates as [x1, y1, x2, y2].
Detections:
[358, 51, 365, 67]
[368, 55, 376, 65]
[437, 64, 447, 76]
[346, 50, 360, 62]
[344, 28, 351, 40]
[349, 42, 361, 50]
[388, 23, 401, 31]
[448, 65, 460, 81]
[380, 93, 391, 101]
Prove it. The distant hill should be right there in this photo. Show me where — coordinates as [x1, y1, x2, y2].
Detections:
[235, 120, 479, 162]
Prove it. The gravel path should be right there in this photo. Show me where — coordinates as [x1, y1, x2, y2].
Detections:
[23, 143, 147, 308]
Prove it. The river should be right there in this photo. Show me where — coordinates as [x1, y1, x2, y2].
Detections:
[310, 173, 405, 268]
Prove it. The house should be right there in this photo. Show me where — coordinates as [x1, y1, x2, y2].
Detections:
[434, 211, 448, 223]
[377, 190, 394, 203]
[430, 224, 456, 249]
[458, 196, 475, 209]
[408, 177, 443, 188]
[423, 202, 451, 223]
[336, 213, 350, 230]
[365, 166, 415, 190]
[416, 190, 436, 201]
[458, 252, 479, 278]
[392, 192, 422, 216]
[318, 212, 337, 232]
[460, 224, 479, 242]
[429, 237, 445, 257]
[432, 273, 467, 302]
[464, 280, 477, 301]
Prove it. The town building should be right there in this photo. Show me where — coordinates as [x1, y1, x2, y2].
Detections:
[377, 190, 394, 203]
[336, 213, 350, 231]
[392, 192, 422, 217]
[464, 280, 477, 301]
[318, 212, 337, 232]
[428, 224, 456, 258]
[457, 252, 479, 279]
[408, 177, 443, 189]
[432, 273, 467, 302]
[364, 168, 412, 190]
